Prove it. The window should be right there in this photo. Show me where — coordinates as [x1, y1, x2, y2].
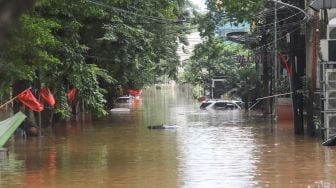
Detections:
[330, 28, 336, 39]
[200, 102, 211, 109]
[226, 103, 236, 109]
[214, 102, 227, 108]
[116, 98, 131, 103]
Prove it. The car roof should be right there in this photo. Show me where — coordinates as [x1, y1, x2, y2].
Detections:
[117, 96, 132, 99]
[204, 99, 241, 103]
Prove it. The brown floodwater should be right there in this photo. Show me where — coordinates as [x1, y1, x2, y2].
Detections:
[1, 86, 336, 188]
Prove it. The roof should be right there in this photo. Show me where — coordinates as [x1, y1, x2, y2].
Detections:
[204, 99, 242, 103]
[117, 96, 132, 99]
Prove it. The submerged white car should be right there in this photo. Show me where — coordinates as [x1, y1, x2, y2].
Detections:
[112, 96, 133, 107]
[110, 96, 133, 113]
[200, 99, 242, 110]
[115, 96, 132, 104]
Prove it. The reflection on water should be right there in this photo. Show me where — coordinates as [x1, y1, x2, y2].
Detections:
[0, 86, 336, 187]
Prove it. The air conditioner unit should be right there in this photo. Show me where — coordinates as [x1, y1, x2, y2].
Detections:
[325, 69, 336, 90]
[321, 40, 329, 61]
[325, 91, 336, 110]
[324, 113, 336, 138]
[320, 40, 336, 61]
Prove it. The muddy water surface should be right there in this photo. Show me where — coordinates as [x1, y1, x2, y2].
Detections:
[0, 87, 335, 188]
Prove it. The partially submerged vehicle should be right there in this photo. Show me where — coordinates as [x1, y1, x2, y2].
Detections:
[147, 124, 179, 129]
[200, 99, 242, 110]
[110, 96, 133, 113]
[114, 96, 133, 106]
[110, 108, 131, 113]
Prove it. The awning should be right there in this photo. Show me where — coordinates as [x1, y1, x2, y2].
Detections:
[310, 0, 336, 11]
[0, 112, 26, 148]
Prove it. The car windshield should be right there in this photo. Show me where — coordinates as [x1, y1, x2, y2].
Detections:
[200, 102, 211, 109]
[116, 98, 131, 103]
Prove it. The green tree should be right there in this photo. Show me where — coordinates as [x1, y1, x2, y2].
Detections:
[181, 37, 258, 101]
[1, 0, 192, 120]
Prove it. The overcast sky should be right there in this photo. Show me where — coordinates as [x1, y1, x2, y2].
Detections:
[190, 0, 207, 12]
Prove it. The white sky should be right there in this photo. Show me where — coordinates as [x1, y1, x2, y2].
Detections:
[190, 0, 207, 12]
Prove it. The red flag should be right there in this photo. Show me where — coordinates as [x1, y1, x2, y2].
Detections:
[128, 89, 142, 96]
[39, 86, 55, 107]
[67, 88, 77, 103]
[278, 51, 292, 76]
[17, 89, 44, 112]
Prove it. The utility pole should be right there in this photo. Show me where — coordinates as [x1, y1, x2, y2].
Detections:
[274, 0, 278, 119]
[270, 0, 308, 134]
[290, 0, 305, 135]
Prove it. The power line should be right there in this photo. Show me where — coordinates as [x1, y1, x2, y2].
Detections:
[246, 0, 310, 51]
[251, 25, 304, 52]
[269, 0, 309, 22]
[254, 11, 303, 29]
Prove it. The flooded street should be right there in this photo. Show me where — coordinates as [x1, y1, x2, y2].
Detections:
[1, 86, 336, 188]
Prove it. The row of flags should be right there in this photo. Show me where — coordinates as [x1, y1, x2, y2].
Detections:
[17, 87, 78, 112]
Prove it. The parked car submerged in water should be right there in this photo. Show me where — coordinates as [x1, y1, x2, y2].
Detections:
[110, 96, 133, 113]
[200, 99, 242, 110]
[115, 96, 132, 103]
[112, 96, 133, 107]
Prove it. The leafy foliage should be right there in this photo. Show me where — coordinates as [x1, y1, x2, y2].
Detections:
[181, 37, 258, 100]
[180, 0, 266, 101]
[0, 0, 191, 119]
[207, 0, 267, 24]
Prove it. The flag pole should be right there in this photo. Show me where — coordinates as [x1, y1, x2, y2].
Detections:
[0, 87, 32, 109]
[38, 94, 42, 137]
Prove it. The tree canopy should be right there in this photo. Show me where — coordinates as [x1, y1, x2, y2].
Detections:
[0, 0, 192, 119]
[180, 0, 266, 101]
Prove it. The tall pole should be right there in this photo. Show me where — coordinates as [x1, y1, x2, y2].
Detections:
[38, 94, 42, 137]
[35, 69, 42, 137]
[274, 1, 278, 119]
